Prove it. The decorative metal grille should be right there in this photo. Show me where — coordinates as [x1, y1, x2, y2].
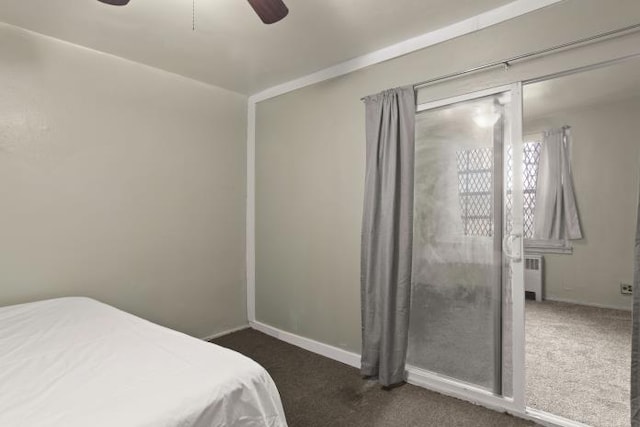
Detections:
[505, 141, 542, 238]
[456, 148, 494, 237]
[457, 141, 542, 239]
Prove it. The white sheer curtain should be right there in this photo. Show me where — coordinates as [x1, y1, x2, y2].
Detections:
[533, 127, 582, 241]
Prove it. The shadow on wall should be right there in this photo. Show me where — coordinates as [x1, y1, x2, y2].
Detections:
[0, 23, 42, 67]
[0, 24, 49, 156]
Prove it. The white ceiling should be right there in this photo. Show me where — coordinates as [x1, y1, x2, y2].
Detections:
[0, 0, 512, 94]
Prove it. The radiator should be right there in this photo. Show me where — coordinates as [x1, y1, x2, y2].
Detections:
[524, 255, 544, 301]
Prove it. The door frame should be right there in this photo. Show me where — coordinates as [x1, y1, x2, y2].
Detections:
[413, 83, 516, 397]
[411, 55, 640, 427]
[411, 83, 587, 427]
[412, 81, 525, 409]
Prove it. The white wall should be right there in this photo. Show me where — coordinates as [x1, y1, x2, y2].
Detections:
[524, 98, 640, 310]
[254, 0, 640, 353]
[0, 24, 248, 338]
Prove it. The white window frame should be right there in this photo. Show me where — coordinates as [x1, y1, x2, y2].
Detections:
[525, 238, 572, 254]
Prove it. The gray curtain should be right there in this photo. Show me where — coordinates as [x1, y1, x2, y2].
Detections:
[533, 127, 583, 241]
[631, 182, 640, 426]
[361, 87, 415, 387]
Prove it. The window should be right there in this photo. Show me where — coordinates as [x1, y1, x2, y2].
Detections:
[456, 148, 494, 237]
[505, 138, 542, 239]
[455, 136, 569, 253]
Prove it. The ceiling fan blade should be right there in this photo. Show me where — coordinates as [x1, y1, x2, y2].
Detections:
[247, 0, 289, 24]
[97, 0, 130, 5]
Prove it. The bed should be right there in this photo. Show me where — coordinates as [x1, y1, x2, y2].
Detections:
[0, 297, 287, 427]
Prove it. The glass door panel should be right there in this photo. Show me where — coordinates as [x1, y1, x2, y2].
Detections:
[408, 90, 517, 394]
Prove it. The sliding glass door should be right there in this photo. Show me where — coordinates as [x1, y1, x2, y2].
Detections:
[407, 86, 525, 398]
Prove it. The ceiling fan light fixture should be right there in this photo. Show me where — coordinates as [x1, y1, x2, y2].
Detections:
[97, 0, 130, 5]
[473, 111, 501, 128]
[247, 0, 289, 24]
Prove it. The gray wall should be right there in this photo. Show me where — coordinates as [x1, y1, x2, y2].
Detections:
[0, 24, 248, 338]
[525, 98, 640, 310]
[255, 0, 640, 353]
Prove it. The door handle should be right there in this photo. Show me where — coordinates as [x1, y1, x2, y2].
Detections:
[503, 233, 522, 262]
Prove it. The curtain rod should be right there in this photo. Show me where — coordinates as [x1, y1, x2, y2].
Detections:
[361, 22, 640, 101]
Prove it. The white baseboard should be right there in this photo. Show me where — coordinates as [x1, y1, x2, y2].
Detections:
[249, 321, 361, 369]
[542, 296, 632, 312]
[200, 324, 250, 341]
[525, 408, 591, 427]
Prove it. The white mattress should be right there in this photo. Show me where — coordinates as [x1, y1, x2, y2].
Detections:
[0, 297, 287, 427]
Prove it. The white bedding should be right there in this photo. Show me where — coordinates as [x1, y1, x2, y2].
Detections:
[0, 297, 287, 427]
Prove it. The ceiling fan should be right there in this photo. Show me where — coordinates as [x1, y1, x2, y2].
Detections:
[96, 0, 289, 25]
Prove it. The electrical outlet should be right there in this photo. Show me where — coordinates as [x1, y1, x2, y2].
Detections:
[621, 283, 633, 295]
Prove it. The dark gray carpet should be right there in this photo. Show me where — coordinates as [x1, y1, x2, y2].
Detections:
[213, 329, 534, 427]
